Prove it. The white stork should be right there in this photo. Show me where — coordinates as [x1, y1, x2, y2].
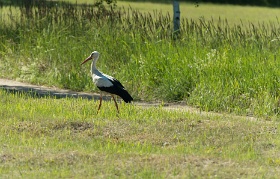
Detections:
[81, 51, 133, 113]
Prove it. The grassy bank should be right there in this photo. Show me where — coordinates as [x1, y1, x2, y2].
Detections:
[1, 90, 280, 177]
[0, 1, 280, 116]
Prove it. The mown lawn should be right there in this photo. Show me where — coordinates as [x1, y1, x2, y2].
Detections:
[1, 90, 280, 178]
[118, 1, 280, 26]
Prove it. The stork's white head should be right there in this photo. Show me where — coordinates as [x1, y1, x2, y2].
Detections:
[81, 51, 100, 65]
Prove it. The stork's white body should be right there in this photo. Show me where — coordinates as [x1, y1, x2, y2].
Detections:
[90, 54, 117, 87]
[92, 71, 114, 88]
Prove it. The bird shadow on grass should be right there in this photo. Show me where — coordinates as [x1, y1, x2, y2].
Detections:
[0, 84, 113, 101]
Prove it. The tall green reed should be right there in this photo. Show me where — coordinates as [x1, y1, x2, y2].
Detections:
[0, 2, 280, 116]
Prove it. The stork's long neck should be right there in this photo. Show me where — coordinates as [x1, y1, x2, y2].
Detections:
[91, 57, 102, 75]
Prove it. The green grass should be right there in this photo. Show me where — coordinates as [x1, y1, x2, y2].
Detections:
[1, 90, 280, 178]
[0, 1, 280, 117]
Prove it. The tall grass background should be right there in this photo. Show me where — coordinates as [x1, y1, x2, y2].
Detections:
[0, 1, 280, 116]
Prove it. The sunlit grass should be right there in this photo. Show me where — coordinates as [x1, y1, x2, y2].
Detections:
[1, 1, 280, 178]
[1, 90, 280, 177]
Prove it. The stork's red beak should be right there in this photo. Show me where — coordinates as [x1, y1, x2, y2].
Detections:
[81, 56, 92, 65]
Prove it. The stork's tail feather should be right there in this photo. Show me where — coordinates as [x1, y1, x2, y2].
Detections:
[119, 89, 133, 103]
[97, 86, 133, 103]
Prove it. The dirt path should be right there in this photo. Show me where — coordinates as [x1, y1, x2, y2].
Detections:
[0, 78, 258, 120]
[0, 78, 199, 110]
[0, 78, 102, 100]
